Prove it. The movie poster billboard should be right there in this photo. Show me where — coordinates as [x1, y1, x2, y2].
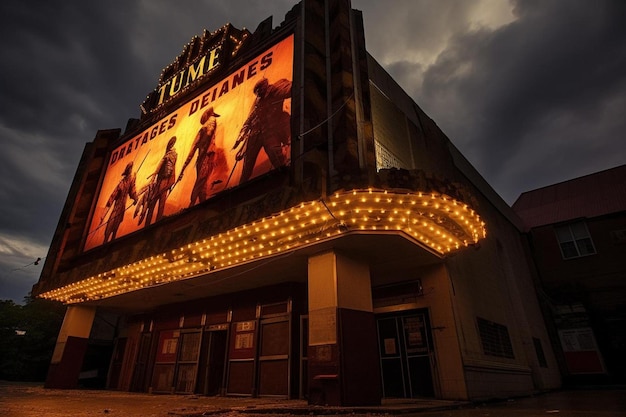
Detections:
[84, 35, 294, 251]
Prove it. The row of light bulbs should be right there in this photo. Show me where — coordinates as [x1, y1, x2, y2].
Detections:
[39, 189, 486, 304]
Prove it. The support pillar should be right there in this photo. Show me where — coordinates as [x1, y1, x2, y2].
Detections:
[45, 305, 96, 389]
[307, 250, 381, 406]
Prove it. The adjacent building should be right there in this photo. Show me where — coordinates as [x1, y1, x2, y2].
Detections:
[33, 0, 561, 405]
[513, 164, 626, 386]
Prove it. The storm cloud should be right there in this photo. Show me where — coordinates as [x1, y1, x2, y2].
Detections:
[1, 0, 624, 302]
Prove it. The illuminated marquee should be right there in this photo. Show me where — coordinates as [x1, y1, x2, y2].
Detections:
[85, 35, 294, 251]
[42, 189, 487, 304]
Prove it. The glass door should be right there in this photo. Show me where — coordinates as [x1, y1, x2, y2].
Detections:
[174, 331, 202, 393]
[376, 310, 435, 398]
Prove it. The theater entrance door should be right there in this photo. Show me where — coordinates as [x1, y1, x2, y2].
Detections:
[376, 310, 435, 398]
[199, 327, 228, 396]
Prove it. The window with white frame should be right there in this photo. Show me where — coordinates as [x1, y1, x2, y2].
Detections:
[555, 221, 596, 259]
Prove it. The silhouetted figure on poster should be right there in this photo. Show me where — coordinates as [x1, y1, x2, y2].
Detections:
[177, 107, 221, 206]
[135, 136, 178, 226]
[232, 78, 291, 185]
[102, 162, 138, 243]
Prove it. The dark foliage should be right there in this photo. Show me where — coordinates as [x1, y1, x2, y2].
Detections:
[0, 295, 64, 381]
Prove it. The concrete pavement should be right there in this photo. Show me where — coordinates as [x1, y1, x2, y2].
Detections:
[1, 382, 624, 417]
[0, 382, 467, 417]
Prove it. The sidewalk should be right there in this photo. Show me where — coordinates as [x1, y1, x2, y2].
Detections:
[0, 382, 467, 417]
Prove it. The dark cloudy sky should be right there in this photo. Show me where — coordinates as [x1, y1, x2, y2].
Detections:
[1, 0, 625, 303]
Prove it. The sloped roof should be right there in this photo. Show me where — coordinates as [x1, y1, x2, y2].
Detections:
[512, 165, 626, 230]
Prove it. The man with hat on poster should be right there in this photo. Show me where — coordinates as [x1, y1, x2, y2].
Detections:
[177, 107, 222, 206]
[233, 77, 292, 185]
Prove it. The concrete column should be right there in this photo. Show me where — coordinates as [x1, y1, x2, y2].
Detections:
[307, 250, 381, 406]
[45, 305, 96, 389]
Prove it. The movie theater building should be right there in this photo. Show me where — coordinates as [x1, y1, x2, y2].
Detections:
[33, 0, 560, 405]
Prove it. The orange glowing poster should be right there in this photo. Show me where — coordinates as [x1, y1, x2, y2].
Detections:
[85, 35, 294, 250]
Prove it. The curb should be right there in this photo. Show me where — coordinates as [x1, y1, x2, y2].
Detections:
[167, 402, 471, 416]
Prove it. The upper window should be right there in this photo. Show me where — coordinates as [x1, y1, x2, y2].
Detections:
[375, 140, 408, 171]
[555, 221, 596, 259]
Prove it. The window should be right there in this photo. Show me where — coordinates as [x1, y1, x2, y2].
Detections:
[477, 317, 514, 359]
[375, 140, 408, 171]
[555, 221, 596, 259]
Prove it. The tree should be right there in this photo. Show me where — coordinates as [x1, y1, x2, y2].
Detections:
[0, 295, 65, 381]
